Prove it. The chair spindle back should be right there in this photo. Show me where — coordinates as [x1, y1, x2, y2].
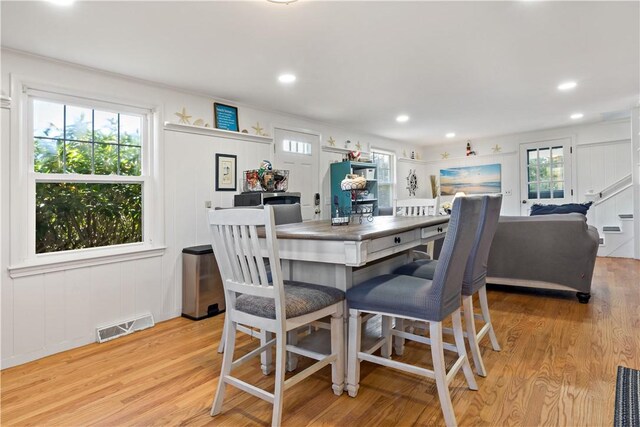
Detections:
[209, 206, 285, 314]
[394, 198, 440, 217]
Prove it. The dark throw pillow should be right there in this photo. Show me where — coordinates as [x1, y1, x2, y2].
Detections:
[530, 202, 593, 216]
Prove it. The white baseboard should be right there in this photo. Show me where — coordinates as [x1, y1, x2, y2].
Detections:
[1, 336, 92, 370]
[1, 310, 183, 370]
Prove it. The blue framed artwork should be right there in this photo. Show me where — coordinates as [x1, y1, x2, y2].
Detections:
[214, 102, 239, 132]
[440, 164, 502, 195]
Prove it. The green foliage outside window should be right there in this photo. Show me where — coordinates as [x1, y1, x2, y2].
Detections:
[36, 183, 142, 254]
[33, 99, 144, 254]
[526, 146, 565, 199]
[372, 151, 393, 208]
[33, 100, 141, 175]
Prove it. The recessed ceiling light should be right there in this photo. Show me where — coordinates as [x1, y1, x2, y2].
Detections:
[558, 81, 577, 91]
[47, 0, 75, 5]
[446, 133, 456, 138]
[267, 0, 298, 4]
[278, 74, 296, 84]
[396, 115, 409, 123]
[570, 113, 584, 119]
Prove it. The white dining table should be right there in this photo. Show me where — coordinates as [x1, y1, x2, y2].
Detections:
[259, 214, 450, 291]
[258, 215, 450, 376]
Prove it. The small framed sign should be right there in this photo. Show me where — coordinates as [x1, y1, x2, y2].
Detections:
[214, 102, 239, 132]
[215, 153, 237, 191]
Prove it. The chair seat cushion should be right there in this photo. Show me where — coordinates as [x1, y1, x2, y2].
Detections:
[236, 281, 345, 319]
[394, 260, 486, 296]
[346, 274, 448, 322]
[394, 259, 438, 280]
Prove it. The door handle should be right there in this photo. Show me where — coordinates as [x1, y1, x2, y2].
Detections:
[522, 200, 528, 204]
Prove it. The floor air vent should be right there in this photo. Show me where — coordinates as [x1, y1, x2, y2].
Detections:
[96, 313, 155, 343]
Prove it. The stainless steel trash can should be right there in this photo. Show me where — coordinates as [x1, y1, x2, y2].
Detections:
[182, 245, 225, 320]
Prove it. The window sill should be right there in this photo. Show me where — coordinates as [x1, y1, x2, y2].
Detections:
[7, 245, 166, 279]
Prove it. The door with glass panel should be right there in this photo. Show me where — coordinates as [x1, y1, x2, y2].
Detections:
[520, 138, 573, 215]
[273, 127, 319, 220]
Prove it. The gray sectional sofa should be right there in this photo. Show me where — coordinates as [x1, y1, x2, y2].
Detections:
[486, 213, 599, 303]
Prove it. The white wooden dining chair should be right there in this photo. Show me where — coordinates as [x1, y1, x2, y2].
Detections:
[209, 206, 344, 426]
[393, 197, 440, 217]
[393, 197, 440, 259]
[217, 204, 304, 375]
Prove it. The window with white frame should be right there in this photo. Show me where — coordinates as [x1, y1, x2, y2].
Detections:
[282, 139, 312, 155]
[29, 95, 150, 254]
[371, 149, 394, 208]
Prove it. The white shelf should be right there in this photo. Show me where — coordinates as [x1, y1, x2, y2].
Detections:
[424, 150, 518, 164]
[164, 122, 273, 144]
[322, 146, 370, 156]
[398, 157, 427, 165]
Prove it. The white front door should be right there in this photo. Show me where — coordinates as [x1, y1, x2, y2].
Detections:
[274, 128, 320, 220]
[520, 138, 573, 215]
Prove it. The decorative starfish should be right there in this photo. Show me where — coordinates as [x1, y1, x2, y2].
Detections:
[492, 144, 502, 153]
[441, 151, 450, 159]
[252, 122, 265, 136]
[355, 141, 362, 151]
[327, 136, 336, 147]
[175, 107, 192, 125]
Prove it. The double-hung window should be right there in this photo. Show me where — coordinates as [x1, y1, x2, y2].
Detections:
[32, 97, 146, 254]
[12, 88, 158, 270]
[371, 149, 394, 208]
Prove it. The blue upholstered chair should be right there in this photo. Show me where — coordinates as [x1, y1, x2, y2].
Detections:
[345, 196, 484, 427]
[272, 203, 303, 225]
[394, 195, 503, 377]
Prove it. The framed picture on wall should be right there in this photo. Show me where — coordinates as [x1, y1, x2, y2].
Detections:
[215, 153, 237, 191]
[439, 163, 502, 195]
[214, 102, 239, 132]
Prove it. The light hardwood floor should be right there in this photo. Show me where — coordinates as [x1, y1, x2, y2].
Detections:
[2, 257, 639, 426]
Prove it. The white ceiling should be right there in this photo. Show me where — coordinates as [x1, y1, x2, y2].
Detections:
[2, 1, 639, 145]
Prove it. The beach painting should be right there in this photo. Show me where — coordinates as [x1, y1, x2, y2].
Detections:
[440, 164, 501, 195]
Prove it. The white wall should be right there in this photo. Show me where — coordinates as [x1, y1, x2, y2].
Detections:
[1, 49, 418, 368]
[396, 159, 432, 200]
[423, 120, 632, 216]
[576, 140, 633, 226]
[633, 107, 640, 259]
